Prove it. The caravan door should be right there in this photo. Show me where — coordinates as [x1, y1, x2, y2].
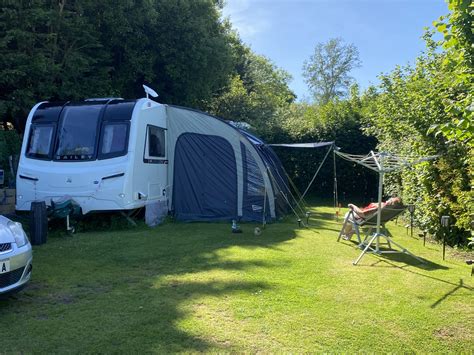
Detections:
[130, 101, 168, 204]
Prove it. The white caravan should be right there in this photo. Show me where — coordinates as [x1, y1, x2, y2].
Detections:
[16, 92, 290, 222]
[16, 98, 169, 214]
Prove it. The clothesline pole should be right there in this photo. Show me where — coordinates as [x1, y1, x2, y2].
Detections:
[333, 149, 338, 209]
[376, 159, 384, 236]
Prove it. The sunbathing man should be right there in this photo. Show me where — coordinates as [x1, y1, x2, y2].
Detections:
[342, 197, 402, 240]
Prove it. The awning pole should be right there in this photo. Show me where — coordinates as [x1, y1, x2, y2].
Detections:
[262, 186, 267, 228]
[299, 144, 333, 203]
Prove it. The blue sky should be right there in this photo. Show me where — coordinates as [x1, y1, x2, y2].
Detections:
[222, 0, 448, 101]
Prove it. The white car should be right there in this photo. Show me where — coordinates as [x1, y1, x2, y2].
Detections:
[0, 216, 32, 295]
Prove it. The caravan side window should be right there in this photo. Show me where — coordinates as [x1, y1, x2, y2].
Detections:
[98, 122, 129, 159]
[26, 124, 55, 159]
[144, 125, 166, 160]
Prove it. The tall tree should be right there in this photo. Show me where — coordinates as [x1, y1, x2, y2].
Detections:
[429, 0, 473, 148]
[303, 38, 361, 104]
[0, 0, 112, 132]
[361, 23, 472, 245]
[209, 34, 295, 132]
[0, 0, 236, 131]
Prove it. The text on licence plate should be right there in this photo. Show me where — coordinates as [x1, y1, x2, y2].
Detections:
[1, 259, 10, 274]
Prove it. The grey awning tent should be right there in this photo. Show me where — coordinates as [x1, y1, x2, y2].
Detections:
[166, 105, 290, 222]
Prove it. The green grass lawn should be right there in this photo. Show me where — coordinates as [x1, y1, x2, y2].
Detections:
[1, 205, 473, 353]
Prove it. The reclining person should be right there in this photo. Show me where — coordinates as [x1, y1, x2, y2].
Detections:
[342, 196, 402, 240]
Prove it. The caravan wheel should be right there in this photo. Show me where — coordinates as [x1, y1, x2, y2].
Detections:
[29, 201, 48, 245]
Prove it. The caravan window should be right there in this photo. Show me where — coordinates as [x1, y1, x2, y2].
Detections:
[99, 122, 129, 159]
[55, 105, 101, 160]
[26, 124, 55, 159]
[145, 125, 166, 159]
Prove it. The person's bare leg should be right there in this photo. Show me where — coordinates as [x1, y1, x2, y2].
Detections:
[342, 211, 355, 240]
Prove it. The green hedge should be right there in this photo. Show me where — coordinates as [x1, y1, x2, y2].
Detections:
[0, 130, 22, 187]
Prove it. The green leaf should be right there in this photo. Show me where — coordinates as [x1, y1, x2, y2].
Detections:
[427, 124, 438, 134]
[435, 23, 447, 33]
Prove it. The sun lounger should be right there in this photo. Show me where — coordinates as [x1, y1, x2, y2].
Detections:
[337, 204, 407, 244]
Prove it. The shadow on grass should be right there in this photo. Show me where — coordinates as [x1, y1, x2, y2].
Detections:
[0, 221, 296, 352]
[430, 279, 471, 308]
[338, 232, 449, 271]
[308, 212, 337, 221]
[359, 258, 473, 310]
[348, 245, 448, 270]
[376, 252, 448, 270]
[368, 259, 473, 291]
[306, 214, 341, 234]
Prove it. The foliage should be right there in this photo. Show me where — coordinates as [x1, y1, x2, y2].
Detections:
[0, 0, 235, 132]
[0, 129, 21, 186]
[209, 36, 295, 134]
[302, 38, 361, 104]
[263, 88, 377, 201]
[0, 0, 112, 130]
[361, 13, 472, 245]
[429, 0, 473, 147]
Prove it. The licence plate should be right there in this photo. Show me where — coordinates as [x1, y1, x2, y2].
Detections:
[1, 259, 10, 274]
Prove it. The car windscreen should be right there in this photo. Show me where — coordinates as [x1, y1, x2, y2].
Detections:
[55, 105, 102, 160]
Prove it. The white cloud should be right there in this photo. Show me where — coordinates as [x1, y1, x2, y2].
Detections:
[222, 0, 271, 40]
